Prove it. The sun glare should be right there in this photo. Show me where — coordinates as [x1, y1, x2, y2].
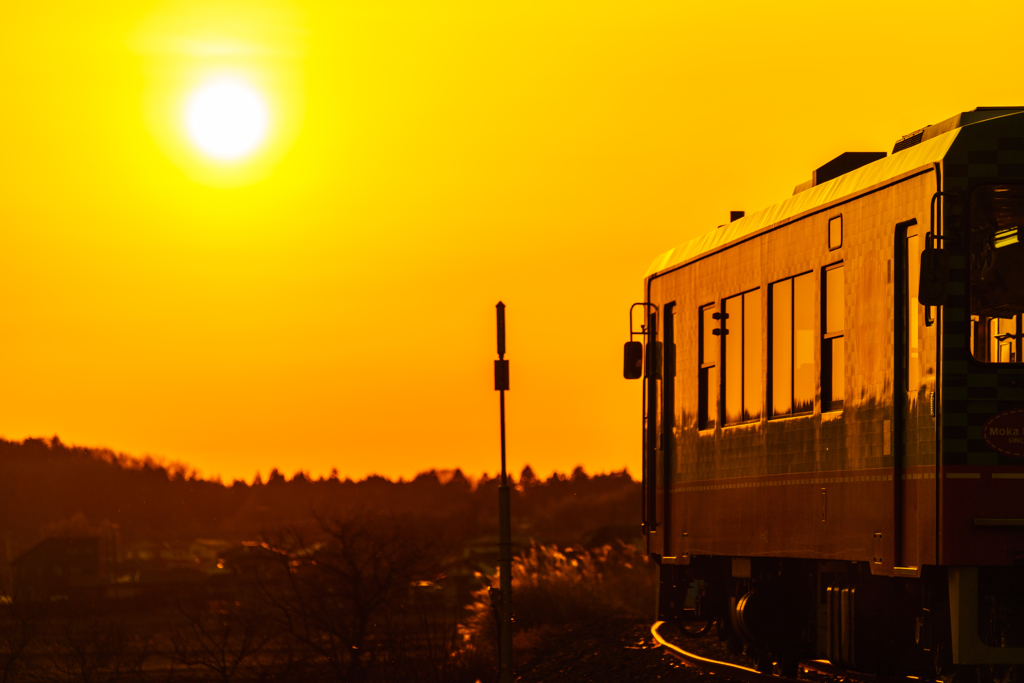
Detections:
[185, 79, 269, 160]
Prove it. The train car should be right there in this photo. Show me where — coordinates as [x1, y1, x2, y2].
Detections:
[625, 107, 1024, 678]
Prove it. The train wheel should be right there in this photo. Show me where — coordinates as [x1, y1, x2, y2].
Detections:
[679, 619, 714, 637]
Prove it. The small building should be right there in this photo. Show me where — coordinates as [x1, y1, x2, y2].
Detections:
[11, 536, 103, 602]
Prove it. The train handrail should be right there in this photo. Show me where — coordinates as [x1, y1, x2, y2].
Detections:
[629, 302, 658, 533]
[925, 189, 950, 327]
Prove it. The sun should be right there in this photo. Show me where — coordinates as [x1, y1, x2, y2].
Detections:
[185, 79, 269, 161]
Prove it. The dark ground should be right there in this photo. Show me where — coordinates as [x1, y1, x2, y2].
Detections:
[513, 619, 756, 683]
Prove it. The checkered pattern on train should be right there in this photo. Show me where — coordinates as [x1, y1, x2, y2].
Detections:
[941, 123, 1024, 466]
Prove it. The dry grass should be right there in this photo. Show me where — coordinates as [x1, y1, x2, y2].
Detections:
[460, 541, 656, 662]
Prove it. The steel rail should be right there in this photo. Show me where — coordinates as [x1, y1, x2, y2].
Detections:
[801, 660, 878, 680]
[651, 621, 790, 683]
[651, 621, 879, 683]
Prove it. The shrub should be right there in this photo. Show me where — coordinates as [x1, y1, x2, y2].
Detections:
[460, 541, 656, 654]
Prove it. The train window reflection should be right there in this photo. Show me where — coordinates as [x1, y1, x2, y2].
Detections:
[825, 266, 844, 335]
[794, 274, 814, 412]
[908, 232, 920, 389]
[744, 290, 762, 422]
[771, 273, 813, 417]
[699, 304, 717, 430]
[823, 264, 845, 411]
[829, 338, 844, 406]
[771, 279, 793, 416]
[724, 296, 742, 423]
[724, 289, 762, 424]
[970, 185, 1024, 363]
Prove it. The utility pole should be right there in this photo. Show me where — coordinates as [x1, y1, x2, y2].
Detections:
[494, 301, 513, 683]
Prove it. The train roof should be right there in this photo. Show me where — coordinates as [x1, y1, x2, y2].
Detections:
[645, 110, 1022, 278]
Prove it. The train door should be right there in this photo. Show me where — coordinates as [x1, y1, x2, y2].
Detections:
[661, 302, 677, 558]
[895, 218, 927, 569]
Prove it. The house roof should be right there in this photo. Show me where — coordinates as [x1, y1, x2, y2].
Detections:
[12, 536, 98, 566]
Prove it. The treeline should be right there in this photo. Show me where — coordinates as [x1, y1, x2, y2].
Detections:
[0, 437, 640, 563]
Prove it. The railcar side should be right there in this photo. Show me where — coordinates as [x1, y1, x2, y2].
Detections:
[647, 167, 938, 571]
[630, 108, 1024, 676]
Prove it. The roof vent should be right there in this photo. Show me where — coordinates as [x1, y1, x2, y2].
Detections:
[793, 152, 886, 195]
[730, 211, 745, 222]
[891, 107, 1024, 154]
[814, 152, 887, 185]
[893, 127, 928, 154]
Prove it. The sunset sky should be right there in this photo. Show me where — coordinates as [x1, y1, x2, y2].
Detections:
[1, 0, 1021, 484]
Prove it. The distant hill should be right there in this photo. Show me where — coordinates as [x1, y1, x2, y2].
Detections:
[0, 436, 640, 568]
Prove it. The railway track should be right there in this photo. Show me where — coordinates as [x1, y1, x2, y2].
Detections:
[651, 621, 880, 683]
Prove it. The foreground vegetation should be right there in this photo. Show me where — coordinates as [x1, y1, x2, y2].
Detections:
[0, 437, 652, 681]
[1, 530, 655, 682]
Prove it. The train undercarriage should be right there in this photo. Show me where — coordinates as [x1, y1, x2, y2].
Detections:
[656, 557, 1024, 681]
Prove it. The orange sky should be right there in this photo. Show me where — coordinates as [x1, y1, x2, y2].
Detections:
[1, 0, 1022, 484]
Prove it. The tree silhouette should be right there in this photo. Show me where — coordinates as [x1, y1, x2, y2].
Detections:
[170, 598, 291, 683]
[0, 578, 34, 683]
[31, 614, 140, 683]
[255, 511, 448, 682]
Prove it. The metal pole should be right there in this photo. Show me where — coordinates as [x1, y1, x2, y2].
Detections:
[495, 302, 513, 683]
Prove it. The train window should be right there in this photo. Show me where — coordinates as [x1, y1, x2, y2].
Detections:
[770, 272, 814, 417]
[698, 303, 718, 430]
[794, 276, 814, 410]
[973, 315, 1024, 362]
[970, 185, 1024, 362]
[723, 289, 762, 424]
[823, 264, 845, 411]
[829, 215, 843, 251]
[995, 317, 1019, 362]
[907, 229, 920, 389]
[772, 279, 792, 415]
